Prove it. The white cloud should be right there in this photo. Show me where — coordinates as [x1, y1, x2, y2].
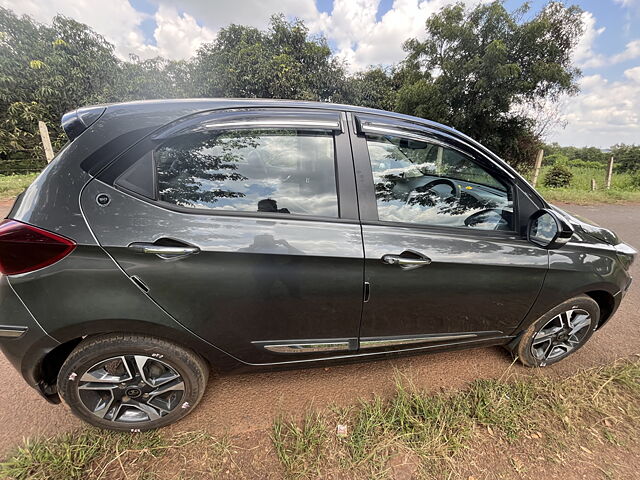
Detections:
[573, 12, 607, 69]
[547, 70, 640, 147]
[611, 39, 640, 64]
[615, 0, 640, 7]
[624, 65, 640, 82]
[147, 5, 215, 59]
[573, 11, 640, 69]
[315, 0, 485, 72]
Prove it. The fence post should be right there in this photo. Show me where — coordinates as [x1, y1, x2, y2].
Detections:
[605, 156, 614, 189]
[38, 121, 54, 163]
[531, 149, 544, 187]
[591, 179, 597, 191]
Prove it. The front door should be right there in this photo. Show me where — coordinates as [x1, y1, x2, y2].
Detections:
[349, 114, 548, 351]
[80, 109, 364, 364]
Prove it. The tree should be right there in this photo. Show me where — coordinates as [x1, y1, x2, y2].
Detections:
[192, 15, 346, 102]
[395, 1, 584, 170]
[105, 56, 194, 102]
[342, 67, 397, 111]
[0, 8, 120, 158]
[611, 144, 640, 173]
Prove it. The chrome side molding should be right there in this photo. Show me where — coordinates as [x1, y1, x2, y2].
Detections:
[0, 325, 28, 338]
[360, 333, 480, 349]
[257, 341, 351, 354]
[254, 331, 504, 354]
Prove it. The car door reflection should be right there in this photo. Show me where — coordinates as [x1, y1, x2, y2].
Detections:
[239, 233, 304, 300]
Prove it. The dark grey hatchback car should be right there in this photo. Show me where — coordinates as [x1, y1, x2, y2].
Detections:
[0, 99, 635, 431]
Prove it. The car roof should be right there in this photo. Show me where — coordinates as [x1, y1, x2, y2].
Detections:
[101, 97, 459, 139]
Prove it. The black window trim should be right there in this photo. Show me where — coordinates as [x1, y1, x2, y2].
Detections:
[111, 109, 360, 222]
[349, 112, 521, 235]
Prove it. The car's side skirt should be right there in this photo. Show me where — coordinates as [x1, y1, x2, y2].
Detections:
[249, 331, 508, 365]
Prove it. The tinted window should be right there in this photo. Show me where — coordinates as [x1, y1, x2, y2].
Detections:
[156, 129, 338, 217]
[366, 134, 513, 230]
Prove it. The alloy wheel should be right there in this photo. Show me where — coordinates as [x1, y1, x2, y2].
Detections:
[76, 355, 185, 423]
[530, 309, 592, 364]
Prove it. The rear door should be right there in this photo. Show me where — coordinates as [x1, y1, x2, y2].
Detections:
[348, 113, 548, 351]
[80, 108, 364, 364]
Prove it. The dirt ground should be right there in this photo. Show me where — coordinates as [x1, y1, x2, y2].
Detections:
[0, 201, 638, 460]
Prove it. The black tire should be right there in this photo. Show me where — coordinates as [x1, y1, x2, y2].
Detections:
[57, 334, 209, 431]
[516, 295, 600, 367]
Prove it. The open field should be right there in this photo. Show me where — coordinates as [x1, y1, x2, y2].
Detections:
[0, 174, 37, 201]
[536, 166, 640, 204]
[2, 359, 640, 479]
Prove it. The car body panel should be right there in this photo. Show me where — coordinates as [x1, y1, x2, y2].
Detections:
[358, 224, 548, 342]
[0, 275, 60, 389]
[80, 180, 365, 363]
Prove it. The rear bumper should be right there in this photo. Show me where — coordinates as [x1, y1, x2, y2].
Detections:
[0, 275, 61, 402]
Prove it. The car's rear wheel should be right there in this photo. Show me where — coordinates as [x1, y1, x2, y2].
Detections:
[57, 334, 208, 431]
[516, 295, 599, 367]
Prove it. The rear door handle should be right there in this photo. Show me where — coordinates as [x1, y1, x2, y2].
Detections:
[128, 243, 200, 257]
[382, 251, 431, 271]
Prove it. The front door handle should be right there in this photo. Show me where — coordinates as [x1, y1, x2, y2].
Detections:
[382, 251, 431, 270]
[128, 243, 200, 257]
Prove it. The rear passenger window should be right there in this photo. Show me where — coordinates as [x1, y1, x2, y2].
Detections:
[155, 129, 339, 217]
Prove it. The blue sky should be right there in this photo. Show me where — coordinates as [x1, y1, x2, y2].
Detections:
[2, 0, 639, 147]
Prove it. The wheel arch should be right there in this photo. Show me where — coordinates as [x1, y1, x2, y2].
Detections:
[38, 319, 242, 400]
[585, 289, 616, 328]
[506, 288, 617, 354]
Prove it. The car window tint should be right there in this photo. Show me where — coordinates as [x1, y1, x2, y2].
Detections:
[155, 129, 339, 217]
[366, 134, 514, 231]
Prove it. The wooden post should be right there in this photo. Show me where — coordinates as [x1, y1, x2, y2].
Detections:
[38, 121, 54, 163]
[591, 179, 597, 191]
[531, 149, 544, 187]
[605, 156, 614, 189]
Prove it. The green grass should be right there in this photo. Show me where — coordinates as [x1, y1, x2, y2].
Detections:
[270, 360, 640, 479]
[2, 360, 640, 479]
[535, 166, 640, 204]
[0, 173, 38, 201]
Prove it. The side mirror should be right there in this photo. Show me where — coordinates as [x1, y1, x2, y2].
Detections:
[527, 209, 573, 249]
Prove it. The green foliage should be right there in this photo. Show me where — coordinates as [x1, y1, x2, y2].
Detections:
[0, 8, 120, 157]
[342, 66, 398, 111]
[544, 153, 569, 166]
[544, 142, 608, 164]
[192, 15, 346, 101]
[396, 1, 584, 170]
[568, 159, 603, 169]
[611, 143, 640, 173]
[543, 164, 573, 188]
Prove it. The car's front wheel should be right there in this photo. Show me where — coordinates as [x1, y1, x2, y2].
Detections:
[57, 334, 209, 431]
[516, 295, 600, 367]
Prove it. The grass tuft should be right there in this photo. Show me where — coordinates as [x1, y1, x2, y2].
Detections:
[0, 173, 38, 201]
[272, 411, 326, 478]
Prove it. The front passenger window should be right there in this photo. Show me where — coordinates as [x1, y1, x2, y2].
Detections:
[365, 134, 514, 231]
